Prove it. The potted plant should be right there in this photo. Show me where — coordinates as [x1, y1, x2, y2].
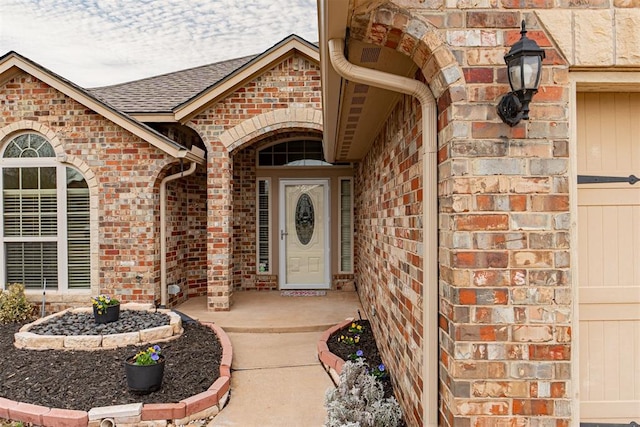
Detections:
[91, 294, 120, 324]
[124, 345, 164, 393]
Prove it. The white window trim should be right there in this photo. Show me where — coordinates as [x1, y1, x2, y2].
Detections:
[338, 177, 354, 274]
[256, 177, 272, 274]
[0, 145, 90, 294]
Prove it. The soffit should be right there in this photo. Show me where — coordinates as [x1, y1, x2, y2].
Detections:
[333, 39, 418, 161]
[318, 0, 417, 163]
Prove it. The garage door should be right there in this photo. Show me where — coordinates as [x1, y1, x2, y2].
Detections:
[577, 92, 640, 424]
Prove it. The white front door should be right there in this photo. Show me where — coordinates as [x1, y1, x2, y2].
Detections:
[279, 179, 330, 289]
[577, 92, 640, 424]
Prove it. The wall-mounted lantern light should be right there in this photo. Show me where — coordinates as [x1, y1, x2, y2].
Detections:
[497, 21, 545, 127]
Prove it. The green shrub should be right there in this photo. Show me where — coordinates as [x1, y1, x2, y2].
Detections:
[325, 359, 403, 427]
[0, 283, 35, 324]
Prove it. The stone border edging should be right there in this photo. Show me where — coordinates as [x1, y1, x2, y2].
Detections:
[317, 317, 354, 385]
[15, 303, 183, 351]
[0, 321, 233, 427]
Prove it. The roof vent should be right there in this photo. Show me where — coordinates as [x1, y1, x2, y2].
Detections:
[354, 84, 369, 94]
[361, 47, 381, 63]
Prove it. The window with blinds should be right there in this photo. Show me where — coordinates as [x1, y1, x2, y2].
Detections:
[339, 178, 353, 272]
[67, 168, 90, 289]
[1, 133, 90, 291]
[257, 179, 270, 273]
[3, 167, 58, 237]
[5, 242, 58, 289]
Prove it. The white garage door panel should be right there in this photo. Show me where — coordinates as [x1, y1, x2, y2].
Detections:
[581, 401, 640, 423]
[580, 304, 640, 321]
[577, 92, 640, 424]
[580, 287, 640, 305]
[578, 204, 640, 290]
[578, 188, 640, 206]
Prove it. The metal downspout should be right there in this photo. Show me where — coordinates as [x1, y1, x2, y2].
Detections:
[160, 161, 197, 307]
[328, 38, 438, 426]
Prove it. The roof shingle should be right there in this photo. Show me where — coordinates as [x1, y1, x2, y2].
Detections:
[88, 55, 256, 113]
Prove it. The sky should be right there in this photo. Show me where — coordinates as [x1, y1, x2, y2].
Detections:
[0, 0, 319, 88]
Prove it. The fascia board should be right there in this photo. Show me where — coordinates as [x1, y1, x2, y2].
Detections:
[129, 113, 177, 122]
[0, 55, 205, 164]
[318, 0, 349, 163]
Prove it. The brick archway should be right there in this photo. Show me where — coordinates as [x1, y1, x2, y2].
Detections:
[343, 4, 467, 426]
[218, 107, 323, 153]
[193, 108, 323, 311]
[349, 2, 466, 103]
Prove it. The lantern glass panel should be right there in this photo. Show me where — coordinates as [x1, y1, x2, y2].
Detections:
[523, 56, 541, 90]
[507, 57, 523, 91]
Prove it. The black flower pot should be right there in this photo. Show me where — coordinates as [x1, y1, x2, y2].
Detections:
[124, 356, 165, 393]
[93, 303, 120, 324]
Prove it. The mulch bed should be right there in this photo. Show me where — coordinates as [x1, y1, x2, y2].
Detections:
[0, 321, 222, 412]
[326, 319, 395, 399]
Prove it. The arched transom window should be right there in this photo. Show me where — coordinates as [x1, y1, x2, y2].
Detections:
[258, 140, 332, 166]
[1, 133, 90, 291]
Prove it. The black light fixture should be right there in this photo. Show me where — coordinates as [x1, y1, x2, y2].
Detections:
[497, 21, 545, 127]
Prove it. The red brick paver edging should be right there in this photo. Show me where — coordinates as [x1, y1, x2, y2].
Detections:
[0, 322, 233, 427]
[317, 318, 353, 384]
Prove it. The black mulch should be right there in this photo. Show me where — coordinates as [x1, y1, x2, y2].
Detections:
[0, 321, 222, 412]
[326, 319, 395, 399]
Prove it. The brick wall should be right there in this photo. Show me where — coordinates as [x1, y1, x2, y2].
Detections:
[184, 169, 209, 298]
[347, 3, 572, 426]
[165, 167, 208, 306]
[232, 145, 263, 290]
[190, 53, 322, 308]
[192, 54, 321, 137]
[0, 73, 182, 304]
[354, 94, 425, 427]
[436, 15, 571, 427]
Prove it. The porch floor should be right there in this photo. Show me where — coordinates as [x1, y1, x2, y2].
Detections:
[174, 290, 363, 427]
[175, 290, 363, 332]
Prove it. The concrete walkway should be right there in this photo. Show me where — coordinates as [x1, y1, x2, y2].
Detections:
[175, 291, 363, 427]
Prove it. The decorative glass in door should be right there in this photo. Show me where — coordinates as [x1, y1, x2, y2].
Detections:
[280, 180, 329, 289]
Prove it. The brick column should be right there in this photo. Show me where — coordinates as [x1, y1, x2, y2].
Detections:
[207, 143, 233, 311]
[438, 125, 572, 426]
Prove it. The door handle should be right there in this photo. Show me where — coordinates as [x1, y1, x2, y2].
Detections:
[280, 230, 288, 240]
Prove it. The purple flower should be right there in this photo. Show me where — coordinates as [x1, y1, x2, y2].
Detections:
[153, 345, 161, 352]
[151, 353, 159, 361]
[356, 350, 364, 357]
[378, 364, 385, 372]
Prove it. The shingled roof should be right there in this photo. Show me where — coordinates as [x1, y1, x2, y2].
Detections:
[88, 55, 256, 113]
[0, 50, 205, 163]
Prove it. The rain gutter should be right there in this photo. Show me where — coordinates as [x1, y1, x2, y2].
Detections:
[160, 161, 197, 307]
[328, 38, 438, 425]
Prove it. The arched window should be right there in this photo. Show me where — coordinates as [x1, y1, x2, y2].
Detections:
[258, 140, 332, 166]
[1, 133, 90, 291]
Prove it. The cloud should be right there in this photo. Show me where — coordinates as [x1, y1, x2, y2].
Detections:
[0, 0, 318, 87]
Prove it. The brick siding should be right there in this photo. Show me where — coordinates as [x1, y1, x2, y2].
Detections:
[189, 53, 323, 308]
[165, 167, 208, 306]
[0, 74, 181, 304]
[348, 4, 572, 426]
[354, 94, 425, 426]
